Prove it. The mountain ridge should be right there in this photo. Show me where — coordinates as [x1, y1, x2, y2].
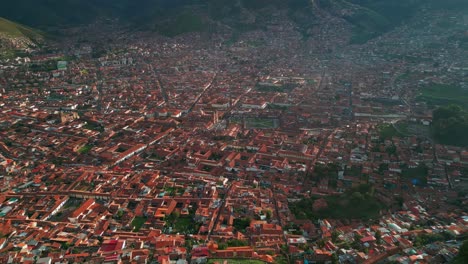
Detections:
[1, 0, 467, 42]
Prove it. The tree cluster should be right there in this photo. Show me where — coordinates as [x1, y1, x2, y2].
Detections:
[432, 105, 468, 146]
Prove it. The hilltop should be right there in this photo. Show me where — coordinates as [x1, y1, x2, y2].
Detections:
[0, 17, 44, 58]
[1, 0, 467, 41]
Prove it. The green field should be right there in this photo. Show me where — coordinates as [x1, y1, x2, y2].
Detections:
[131, 216, 147, 232]
[77, 145, 93, 154]
[0, 17, 44, 59]
[417, 84, 468, 109]
[290, 185, 384, 220]
[401, 164, 428, 186]
[378, 124, 403, 140]
[0, 17, 43, 39]
[256, 83, 297, 93]
[245, 118, 278, 129]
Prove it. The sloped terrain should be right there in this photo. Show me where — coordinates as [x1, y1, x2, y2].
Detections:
[0, 17, 44, 58]
[0, 0, 467, 41]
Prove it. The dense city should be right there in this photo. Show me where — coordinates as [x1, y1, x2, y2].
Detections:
[0, 3, 467, 264]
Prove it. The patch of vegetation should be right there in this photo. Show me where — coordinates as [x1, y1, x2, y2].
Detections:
[114, 209, 125, 220]
[401, 164, 428, 186]
[312, 163, 339, 180]
[318, 0, 422, 44]
[83, 121, 105, 132]
[346, 165, 362, 178]
[413, 231, 455, 247]
[131, 216, 147, 232]
[157, 12, 207, 37]
[0, 17, 43, 40]
[77, 144, 93, 154]
[378, 124, 403, 140]
[432, 105, 468, 147]
[291, 184, 384, 220]
[29, 60, 58, 72]
[233, 218, 251, 232]
[347, 10, 390, 44]
[165, 212, 200, 234]
[452, 240, 468, 264]
[454, 33, 468, 51]
[218, 239, 249, 250]
[394, 122, 410, 135]
[268, 104, 289, 110]
[417, 84, 468, 109]
[364, 97, 404, 107]
[245, 118, 277, 129]
[256, 83, 297, 93]
[173, 216, 192, 231]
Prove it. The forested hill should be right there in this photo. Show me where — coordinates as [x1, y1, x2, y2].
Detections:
[1, 0, 467, 41]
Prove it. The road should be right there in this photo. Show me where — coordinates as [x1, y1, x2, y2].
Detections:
[187, 72, 217, 114]
[207, 183, 233, 239]
[148, 64, 169, 103]
[304, 129, 334, 183]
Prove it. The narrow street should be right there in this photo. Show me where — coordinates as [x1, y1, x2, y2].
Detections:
[207, 183, 233, 239]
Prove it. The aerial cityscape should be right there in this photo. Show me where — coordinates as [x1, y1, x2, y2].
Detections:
[0, 0, 467, 263]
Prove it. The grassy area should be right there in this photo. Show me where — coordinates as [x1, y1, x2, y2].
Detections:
[394, 121, 410, 135]
[417, 84, 468, 109]
[256, 83, 297, 93]
[164, 186, 184, 196]
[378, 124, 403, 140]
[245, 118, 278, 129]
[432, 105, 468, 146]
[131, 216, 147, 232]
[165, 214, 201, 234]
[208, 259, 265, 264]
[0, 49, 15, 59]
[364, 97, 404, 106]
[77, 145, 93, 154]
[0, 17, 43, 40]
[0, 17, 43, 59]
[173, 216, 194, 232]
[401, 164, 428, 186]
[291, 185, 384, 220]
[83, 121, 104, 132]
[256, 85, 285, 93]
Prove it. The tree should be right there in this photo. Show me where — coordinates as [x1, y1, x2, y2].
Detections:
[352, 233, 363, 249]
[452, 240, 468, 264]
[375, 230, 382, 244]
[218, 242, 227, 250]
[233, 217, 251, 232]
[331, 253, 339, 264]
[227, 239, 248, 247]
[351, 192, 364, 203]
[264, 209, 272, 220]
[332, 230, 340, 243]
[317, 239, 326, 248]
[432, 105, 468, 146]
[385, 144, 397, 155]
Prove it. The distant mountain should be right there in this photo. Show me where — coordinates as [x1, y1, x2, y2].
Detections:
[0, 17, 44, 58]
[1, 0, 467, 42]
[317, 0, 468, 43]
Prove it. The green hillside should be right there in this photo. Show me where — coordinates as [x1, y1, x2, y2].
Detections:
[0, 17, 44, 59]
[0, 17, 43, 40]
[1, 0, 467, 41]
